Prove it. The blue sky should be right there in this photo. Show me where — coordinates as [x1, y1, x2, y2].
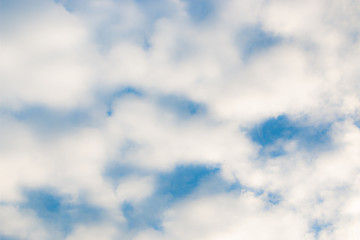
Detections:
[1, 0, 360, 239]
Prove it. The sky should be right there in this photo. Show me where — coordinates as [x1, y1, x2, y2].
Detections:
[1, 0, 360, 239]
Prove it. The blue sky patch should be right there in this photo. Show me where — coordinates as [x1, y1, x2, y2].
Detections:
[158, 95, 206, 119]
[105, 87, 142, 116]
[135, 0, 179, 28]
[120, 164, 221, 231]
[21, 189, 103, 235]
[237, 25, 282, 61]
[0, 235, 19, 240]
[121, 200, 164, 231]
[121, 202, 136, 227]
[0, 0, 14, 9]
[267, 192, 282, 205]
[226, 180, 243, 192]
[156, 164, 219, 199]
[249, 115, 300, 147]
[182, 0, 215, 21]
[142, 36, 152, 50]
[11, 106, 92, 134]
[249, 115, 332, 156]
[311, 220, 332, 238]
[354, 120, 360, 129]
[54, 0, 75, 12]
[104, 163, 136, 186]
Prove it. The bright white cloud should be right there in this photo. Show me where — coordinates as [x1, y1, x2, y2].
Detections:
[0, 0, 98, 109]
[65, 224, 118, 240]
[134, 192, 312, 240]
[1, 0, 360, 239]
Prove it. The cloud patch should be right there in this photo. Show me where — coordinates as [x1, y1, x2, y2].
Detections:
[1, 0, 360, 239]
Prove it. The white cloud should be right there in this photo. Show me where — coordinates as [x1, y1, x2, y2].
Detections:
[65, 224, 118, 240]
[116, 175, 154, 203]
[0, 205, 49, 240]
[0, 0, 98, 110]
[134, 192, 312, 240]
[105, 96, 255, 170]
[1, 0, 360, 239]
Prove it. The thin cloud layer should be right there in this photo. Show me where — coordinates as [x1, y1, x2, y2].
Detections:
[1, 0, 360, 239]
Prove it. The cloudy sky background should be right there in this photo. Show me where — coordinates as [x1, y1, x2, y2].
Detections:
[1, 0, 360, 239]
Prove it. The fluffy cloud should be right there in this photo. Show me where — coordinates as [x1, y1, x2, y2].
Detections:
[134, 192, 312, 240]
[0, 205, 49, 240]
[1, 0, 360, 239]
[0, 0, 98, 109]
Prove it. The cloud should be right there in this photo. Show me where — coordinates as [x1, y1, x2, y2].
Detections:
[65, 224, 118, 240]
[133, 192, 312, 240]
[1, 0, 360, 239]
[0, 0, 98, 110]
[0, 204, 49, 240]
